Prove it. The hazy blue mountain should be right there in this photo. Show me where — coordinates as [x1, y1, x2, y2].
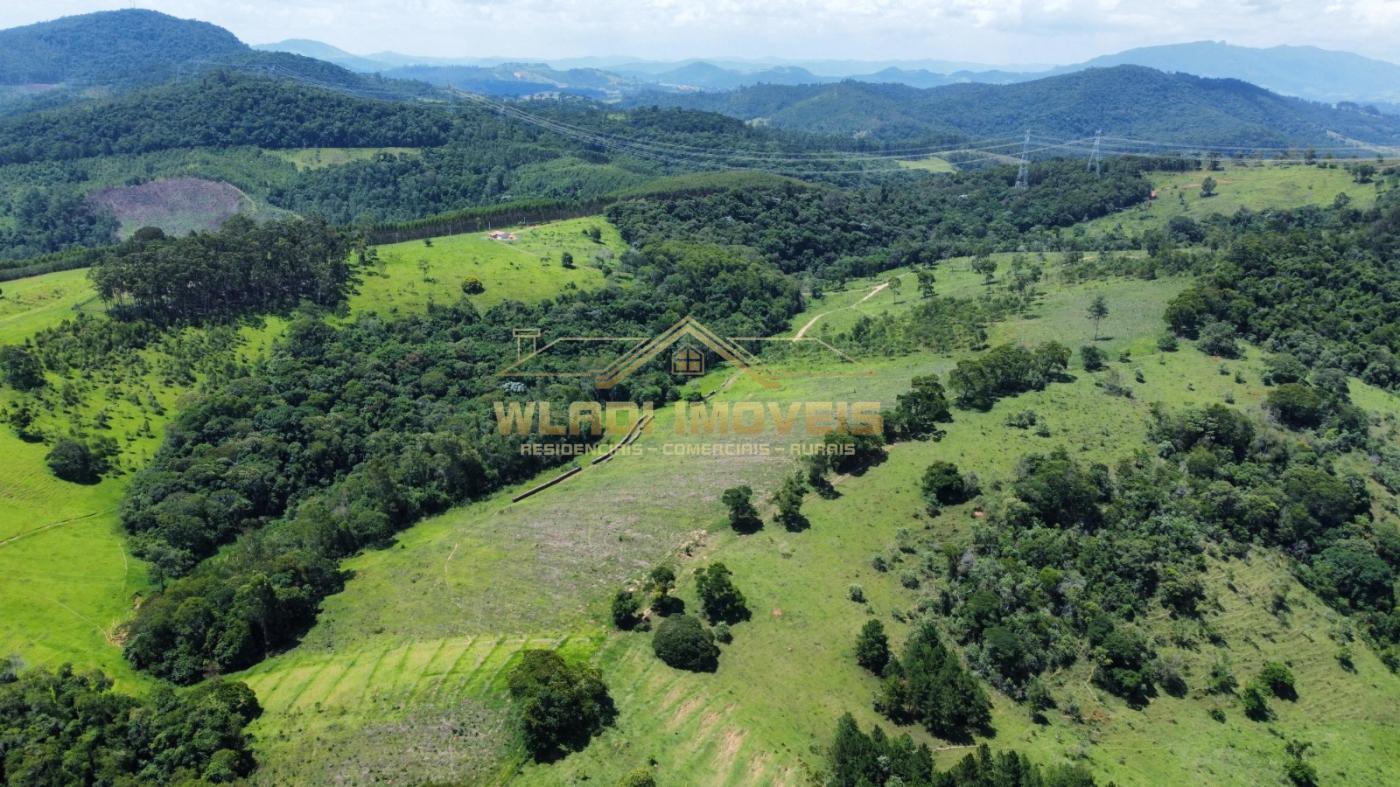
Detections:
[1064, 41, 1400, 105]
[628, 66, 1400, 147]
[380, 63, 632, 99]
[253, 39, 391, 73]
[0, 9, 247, 87]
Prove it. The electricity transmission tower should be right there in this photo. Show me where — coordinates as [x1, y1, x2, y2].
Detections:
[1014, 131, 1031, 190]
[1087, 130, 1102, 177]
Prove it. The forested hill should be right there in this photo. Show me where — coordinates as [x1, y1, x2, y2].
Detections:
[0, 72, 454, 165]
[0, 10, 246, 87]
[629, 65, 1400, 147]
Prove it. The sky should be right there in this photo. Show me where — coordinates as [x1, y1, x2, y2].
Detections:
[3, 1, 1399, 66]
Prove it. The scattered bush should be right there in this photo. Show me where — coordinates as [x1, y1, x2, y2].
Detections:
[921, 460, 975, 509]
[695, 562, 749, 625]
[1080, 344, 1106, 371]
[45, 438, 107, 484]
[855, 619, 890, 674]
[652, 614, 719, 672]
[721, 485, 761, 533]
[507, 650, 616, 761]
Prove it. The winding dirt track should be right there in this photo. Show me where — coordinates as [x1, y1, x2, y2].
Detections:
[793, 281, 890, 339]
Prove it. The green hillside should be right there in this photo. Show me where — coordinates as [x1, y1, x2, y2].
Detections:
[637, 66, 1400, 146]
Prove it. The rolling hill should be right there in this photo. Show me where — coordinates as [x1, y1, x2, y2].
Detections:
[629, 66, 1400, 147]
[0, 9, 246, 87]
[1065, 41, 1400, 106]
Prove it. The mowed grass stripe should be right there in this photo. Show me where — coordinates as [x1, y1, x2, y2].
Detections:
[300, 653, 360, 710]
[448, 635, 507, 697]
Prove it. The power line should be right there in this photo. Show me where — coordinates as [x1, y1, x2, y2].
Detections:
[1014, 131, 1031, 190]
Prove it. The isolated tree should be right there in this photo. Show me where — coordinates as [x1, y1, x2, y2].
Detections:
[417, 258, 431, 280]
[0, 345, 45, 391]
[507, 650, 616, 760]
[1200, 176, 1218, 197]
[885, 374, 951, 440]
[971, 255, 998, 284]
[721, 485, 761, 532]
[647, 565, 681, 615]
[461, 277, 485, 295]
[770, 472, 808, 531]
[1087, 294, 1109, 340]
[1080, 344, 1106, 371]
[855, 619, 891, 674]
[561, 251, 576, 269]
[46, 439, 105, 484]
[652, 614, 719, 672]
[921, 461, 973, 509]
[915, 269, 936, 299]
[611, 589, 641, 630]
[695, 562, 749, 624]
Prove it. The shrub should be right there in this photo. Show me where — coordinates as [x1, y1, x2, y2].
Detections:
[1156, 333, 1179, 352]
[1257, 661, 1297, 700]
[1197, 321, 1240, 358]
[45, 439, 106, 484]
[0, 345, 45, 390]
[1241, 681, 1271, 720]
[611, 589, 641, 630]
[617, 768, 657, 787]
[848, 584, 866, 603]
[652, 615, 719, 672]
[720, 485, 761, 533]
[1265, 384, 1327, 429]
[712, 622, 732, 643]
[507, 650, 616, 761]
[1080, 345, 1106, 371]
[921, 461, 973, 508]
[695, 563, 749, 624]
[855, 620, 890, 674]
[461, 277, 485, 294]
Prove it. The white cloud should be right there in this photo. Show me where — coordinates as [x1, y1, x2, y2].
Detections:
[1, 0, 1397, 64]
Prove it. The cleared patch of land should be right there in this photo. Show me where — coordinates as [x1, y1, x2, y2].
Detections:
[270, 147, 421, 170]
[1081, 162, 1380, 237]
[90, 177, 293, 238]
[352, 216, 624, 316]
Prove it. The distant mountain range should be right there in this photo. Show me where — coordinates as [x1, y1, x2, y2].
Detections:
[255, 38, 1400, 110]
[626, 67, 1400, 147]
[2, 10, 1399, 151]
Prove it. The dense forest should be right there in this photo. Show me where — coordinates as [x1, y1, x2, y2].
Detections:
[0, 663, 261, 784]
[607, 158, 1168, 282]
[89, 216, 352, 323]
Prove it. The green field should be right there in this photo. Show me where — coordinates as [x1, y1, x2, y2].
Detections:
[4, 178, 1399, 785]
[0, 215, 626, 697]
[232, 242, 1400, 785]
[270, 147, 422, 170]
[351, 216, 623, 316]
[896, 156, 957, 174]
[1081, 162, 1381, 238]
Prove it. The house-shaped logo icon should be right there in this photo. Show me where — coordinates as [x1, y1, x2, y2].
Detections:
[496, 315, 781, 390]
[671, 346, 705, 376]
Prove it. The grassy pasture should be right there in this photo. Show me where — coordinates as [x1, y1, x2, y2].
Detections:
[350, 216, 623, 316]
[0, 216, 619, 693]
[242, 259, 1399, 785]
[896, 155, 957, 173]
[1081, 162, 1380, 238]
